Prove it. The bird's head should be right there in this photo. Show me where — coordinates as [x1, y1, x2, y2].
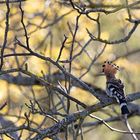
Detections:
[102, 61, 120, 79]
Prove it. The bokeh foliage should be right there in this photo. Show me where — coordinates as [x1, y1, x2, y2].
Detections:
[0, 0, 140, 139]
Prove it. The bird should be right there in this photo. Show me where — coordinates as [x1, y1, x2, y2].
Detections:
[102, 60, 129, 115]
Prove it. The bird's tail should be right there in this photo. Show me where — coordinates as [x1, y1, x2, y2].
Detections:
[119, 99, 129, 115]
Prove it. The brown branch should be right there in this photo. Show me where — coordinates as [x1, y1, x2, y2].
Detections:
[0, 0, 26, 4]
[68, 0, 140, 14]
[0, 0, 10, 70]
[56, 35, 68, 62]
[31, 92, 140, 139]
[87, 22, 139, 44]
[19, 0, 30, 49]
[1, 68, 140, 139]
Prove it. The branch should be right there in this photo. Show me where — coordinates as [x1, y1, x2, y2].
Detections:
[0, 0, 10, 70]
[68, 0, 140, 14]
[0, 0, 27, 4]
[30, 92, 140, 139]
[87, 22, 139, 44]
[81, 103, 140, 128]
[1, 69, 140, 139]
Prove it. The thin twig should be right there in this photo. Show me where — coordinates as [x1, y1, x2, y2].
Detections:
[56, 35, 68, 62]
[124, 115, 139, 140]
[19, 0, 30, 49]
[0, 0, 10, 70]
[87, 22, 139, 44]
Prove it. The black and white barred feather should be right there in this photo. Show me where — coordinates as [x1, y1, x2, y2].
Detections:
[103, 61, 129, 115]
[106, 78, 129, 114]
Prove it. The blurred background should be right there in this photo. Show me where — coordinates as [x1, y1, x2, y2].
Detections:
[0, 0, 140, 139]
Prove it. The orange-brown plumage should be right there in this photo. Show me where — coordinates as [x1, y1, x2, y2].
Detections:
[102, 61, 119, 79]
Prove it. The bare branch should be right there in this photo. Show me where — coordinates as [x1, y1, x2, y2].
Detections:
[0, 0, 10, 70]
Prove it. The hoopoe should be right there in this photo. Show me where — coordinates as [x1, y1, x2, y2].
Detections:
[102, 61, 129, 115]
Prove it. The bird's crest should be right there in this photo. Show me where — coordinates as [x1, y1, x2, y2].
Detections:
[102, 61, 120, 76]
